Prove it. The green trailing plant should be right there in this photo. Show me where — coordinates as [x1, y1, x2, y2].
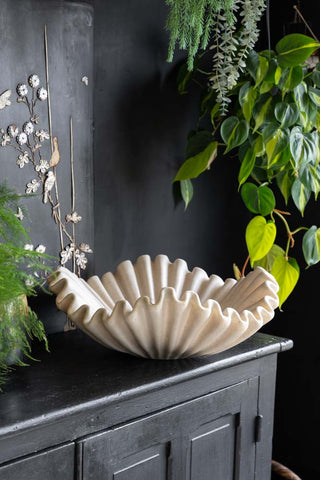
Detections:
[0, 180, 53, 390]
[173, 33, 320, 308]
[165, 0, 266, 113]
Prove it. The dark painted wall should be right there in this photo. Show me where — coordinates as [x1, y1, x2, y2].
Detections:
[0, 0, 94, 332]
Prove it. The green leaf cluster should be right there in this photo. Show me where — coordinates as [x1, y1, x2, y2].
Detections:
[174, 34, 320, 307]
[0, 181, 53, 390]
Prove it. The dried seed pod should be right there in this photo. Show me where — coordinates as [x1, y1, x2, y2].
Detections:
[7, 124, 19, 138]
[17, 84, 28, 97]
[28, 74, 40, 88]
[37, 87, 48, 101]
[17, 132, 28, 145]
[23, 121, 34, 135]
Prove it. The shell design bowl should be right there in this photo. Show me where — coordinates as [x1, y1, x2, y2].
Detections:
[48, 254, 279, 359]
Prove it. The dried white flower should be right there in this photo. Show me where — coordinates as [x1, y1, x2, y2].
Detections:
[60, 244, 75, 265]
[28, 74, 40, 88]
[15, 207, 24, 221]
[1, 133, 11, 147]
[24, 244, 34, 251]
[17, 83, 28, 97]
[7, 124, 19, 138]
[35, 159, 49, 173]
[31, 114, 40, 124]
[17, 151, 30, 168]
[37, 87, 48, 101]
[81, 76, 89, 86]
[23, 121, 34, 135]
[36, 129, 50, 142]
[17, 132, 28, 145]
[26, 179, 40, 194]
[35, 244, 46, 253]
[65, 211, 82, 223]
[75, 249, 87, 270]
[79, 243, 93, 253]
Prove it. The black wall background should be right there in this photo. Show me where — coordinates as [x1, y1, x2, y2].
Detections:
[93, 1, 320, 479]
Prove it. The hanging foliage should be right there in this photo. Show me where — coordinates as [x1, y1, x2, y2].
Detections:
[166, 0, 267, 113]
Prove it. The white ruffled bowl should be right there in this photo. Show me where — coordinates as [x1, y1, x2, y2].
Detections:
[48, 254, 279, 359]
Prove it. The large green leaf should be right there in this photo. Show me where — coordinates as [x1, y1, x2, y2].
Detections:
[276, 34, 320, 67]
[302, 225, 320, 266]
[253, 244, 285, 271]
[291, 177, 311, 215]
[294, 83, 318, 130]
[241, 183, 275, 216]
[220, 117, 249, 153]
[274, 102, 300, 128]
[180, 179, 193, 210]
[174, 141, 218, 181]
[308, 86, 320, 106]
[271, 255, 299, 308]
[278, 66, 304, 93]
[255, 55, 269, 87]
[239, 82, 258, 123]
[299, 164, 320, 197]
[246, 50, 259, 81]
[263, 124, 289, 166]
[289, 127, 317, 167]
[252, 96, 274, 132]
[277, 170, 294, 204]
[238, 148, 256, 188]
[246, 216, 277, 265]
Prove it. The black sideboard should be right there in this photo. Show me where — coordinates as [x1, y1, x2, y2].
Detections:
[0, 331, 292, 480]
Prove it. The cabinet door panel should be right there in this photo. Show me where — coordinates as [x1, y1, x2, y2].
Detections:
[80, 379, 258, 480]
[0, 443, 74, 480]
[189, 414, 236, 480]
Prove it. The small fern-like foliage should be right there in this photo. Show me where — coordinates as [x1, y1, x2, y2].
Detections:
[166, 0, 267, 112]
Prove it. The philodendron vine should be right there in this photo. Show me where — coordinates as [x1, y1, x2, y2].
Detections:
[173, 33, 320, 307]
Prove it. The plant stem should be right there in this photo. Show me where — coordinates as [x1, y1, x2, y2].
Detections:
[241, 254, 250, 277]
[293, 5, 319, 42]
[273, 209, 294, 255]
[70, 117, 76, 275]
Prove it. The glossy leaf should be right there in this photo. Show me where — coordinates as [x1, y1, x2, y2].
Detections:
[276, 34, 320, 67]
[291, 177, 311, 215]
[239, 82, 257, 123]
[278, 66, 304, 93]
[299, 164, 320, 197]
[274, 102, 300, 128]
[302, 225, 320, 266]
[255, 55, 269, 87]
[246, 50, 259, 81]
[308, 86, 320, 106]
[253, 244, 285, 271]
[253, 96, 273, 132]
[246, 216, 277, 265]
[241, 183, 275, 216]
[271, 256, 299, 308]
[238, 148, 256, 188]
[180, 179, 193, 210]
[289, 127, 317, 168]
[263, 125, 289, 165]
[186, 130, 213, 158]
[311, 71, 320, 87]
[277, 170, 294, 204]
[174, 141, 218, 181]
[220, 117, 249, 153]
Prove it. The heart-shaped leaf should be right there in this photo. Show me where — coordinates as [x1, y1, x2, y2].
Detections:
[253, 244, 285, 271]
[276, 34, 320, 67]
[241, 183, 276, 216]
[180, 179, 193, 210]
[174, 141, 218, 181]
[239, 82, 257, 123]
[271, 255, 299, 308]
[221, 117, 249, 153]
[291, 178, 311, 215]
[275, 102, 300, 128]
[246, 215, 277, 265]
[278, 66, 304, 93]
[276, 170, 294, 204]
[238, 148, 256, 188]
[302, 225, 320, 266]
[289, 127, 317, 168]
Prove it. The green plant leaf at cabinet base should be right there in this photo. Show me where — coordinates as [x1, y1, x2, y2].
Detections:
[271, 256, 300, 308]
[174, 141, 218, 181]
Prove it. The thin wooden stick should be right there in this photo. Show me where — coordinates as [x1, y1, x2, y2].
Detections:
[293, 5, 319, 42]
[44, 24, 64, 252]
[70, 117, 76, 275]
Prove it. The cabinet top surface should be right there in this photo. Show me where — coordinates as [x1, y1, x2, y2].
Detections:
[0, 330, 292, 437]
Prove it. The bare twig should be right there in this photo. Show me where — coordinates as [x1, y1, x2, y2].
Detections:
[70, 117, 76, 275]
[44, 24, 64, 251]
[293, 5, 319, 42]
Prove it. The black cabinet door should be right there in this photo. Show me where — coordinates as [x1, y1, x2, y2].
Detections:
[79, 377, 259, 480]
[0, 443, 75, 480]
